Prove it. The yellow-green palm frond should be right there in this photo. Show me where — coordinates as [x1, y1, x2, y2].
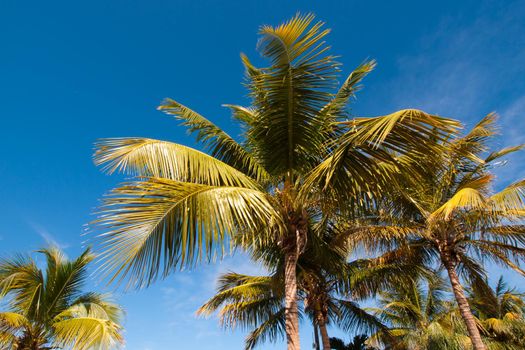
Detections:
[39, 247, 94, 322]
[345, 109, 458, 149]
[157, 98, 270, 182]
[485, 144, 525, 163]
[93, 178, 282, 288]
[489, 179, 525, 215]
[198, 273, 280, 319]
[94, 138, 260, 189]
[0, 255, 44, 318]
[430, 187, 486, 221]
[258, 13, 332, 67]
[53, 304, 123, 350]
[333, 299, 389, 336]
[244, 13, 339, 175]
[0, 312, 28, 348]
[244, 308, 286, 350]
[469, 240, 525, 277]
[317, 60, 377, 136]
[0, 312, 29, 333]
[341, 225, 420, 252]
[71, 293, 124, 325]
[450, 113, 498, 163]
[304, 109, 459, 200]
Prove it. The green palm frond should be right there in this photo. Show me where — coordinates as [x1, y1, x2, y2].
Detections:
[0, 254, 44, 318]
[53, 304, 122, 350]
[244, 308, 286, 350]
[41, 247, 94, 321]
[317, 60, 376, 137]
[305, 109, 459, 199]
[485, 144, 525, 163]
[158, 98, 270, 182]
[93, 178, 282, 287]
[244, 13, 339, 175]
[333, 299, 388, 335]
[94, 138, 260, 188]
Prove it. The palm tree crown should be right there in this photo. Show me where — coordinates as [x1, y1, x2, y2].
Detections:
[0, 247, 123, 350]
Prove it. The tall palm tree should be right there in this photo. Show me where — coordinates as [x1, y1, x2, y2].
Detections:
[368, 276, 470, 350]
[348, 115, 525, 350]
[0, 247, 123, 350]
[91, 14, 458, 349]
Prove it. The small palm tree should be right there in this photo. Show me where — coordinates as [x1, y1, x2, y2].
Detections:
[368, 277, 470, 350]
[198, 226, 417, 349]
[0, 247, 123, 350]
[468, 276, 525, 347]
[91, 14, 458, 349]
[349, 115, 525, 350]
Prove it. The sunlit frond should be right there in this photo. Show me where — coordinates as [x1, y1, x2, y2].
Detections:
[430, 187, 486, 221]
[317, 60, 376, 136]
[93, 178, 282, 288]
[485, 144, 525, 163]
[94, 138, 260, 189]
[245, 13, 339, 175]
[305, 109, 459, 199]
[158, 98, 270, 182]
[53, 304, 123, 350]
[489, 179, 525, 214]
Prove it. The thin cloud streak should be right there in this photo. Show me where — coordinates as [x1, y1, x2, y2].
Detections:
[27, 221, 70, 250]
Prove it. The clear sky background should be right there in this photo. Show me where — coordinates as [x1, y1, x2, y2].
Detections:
[1, 0, 525, 349]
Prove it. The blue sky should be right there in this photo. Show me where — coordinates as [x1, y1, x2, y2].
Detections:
[1, 0, 525, 349]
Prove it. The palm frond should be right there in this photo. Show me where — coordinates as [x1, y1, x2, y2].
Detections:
[244, 308, 286, 350]
[93, 178, 282, 288]
[304, 109, 459, 200]
[244, 13, 339, 175]
[94, 138, 260, 189]
[485, 144, 525, 163]
[430, 187, 486, 221]
[158, 98, 270, 182]
[53, 304, 123, 350]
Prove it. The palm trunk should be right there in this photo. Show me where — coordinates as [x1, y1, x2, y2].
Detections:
[443, 259, 486, 350]
[284, 248, 300, 350]
[318, 320, 331, 350]
[313, 323, 320, 350]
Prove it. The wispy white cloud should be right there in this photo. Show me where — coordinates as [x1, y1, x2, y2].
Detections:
[27, 221, 69, 249]
[382, 1, 525, 121]
[376, 0, 525, 186]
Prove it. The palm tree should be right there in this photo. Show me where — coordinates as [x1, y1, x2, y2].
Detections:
[468, 276, 525, 348]
[0, 247, 123, 350]
[91, 14, 458, 349]
[368, 277, 470, 350]
[348, 115, 525, 350]
[198, 226, 418, 349]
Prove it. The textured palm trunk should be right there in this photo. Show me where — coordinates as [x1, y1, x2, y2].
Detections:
[284, 248, 300, 350]
[443, 259, 486, 350]
[318, 320, 331, 350]
[313, 323, 320, 350]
